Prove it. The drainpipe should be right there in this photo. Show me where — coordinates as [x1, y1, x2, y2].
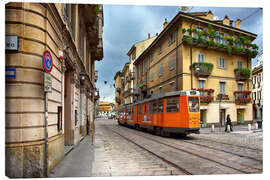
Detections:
[175, 24, 179, 90]
[190, 22, 194, 89]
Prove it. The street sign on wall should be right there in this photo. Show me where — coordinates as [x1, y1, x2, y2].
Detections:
[44, 72, 52, 92]
[5, 68, 16, 78]
[43, 50, 53, 73]
[5, 36, 18, 50]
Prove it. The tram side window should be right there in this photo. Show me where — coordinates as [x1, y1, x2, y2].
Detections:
[158, 100, 163, 113]
[166, 97, 179, 113]
[138, 105, 142, 114]
[152, 102, 158, 114]
[127, 107, 130, 115]
[133, 106, 136, 114]
[147, 103, 152, 114]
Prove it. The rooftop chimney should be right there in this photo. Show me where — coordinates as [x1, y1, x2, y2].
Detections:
[163, 18, 168, 29]
[222, 15, 230, 26]
[235, 18, 241, 29]
[148, 33, 150, 39]
[206, 10, 213, 20]
[156, 33, 158, 36]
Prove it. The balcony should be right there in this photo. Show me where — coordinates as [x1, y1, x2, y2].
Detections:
[138, 83, 147, 93]
[181, 28, 259, 59]
[192, 62, 213, 78]
[200, 96, 214, 103]
[234, 68, 250, 81]
[192, 88, 214, 104]
[216, 94, 229, 101]
[234, 90, 251, 104]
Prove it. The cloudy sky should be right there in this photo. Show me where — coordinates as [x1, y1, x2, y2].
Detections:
[95, 4, 263, 103]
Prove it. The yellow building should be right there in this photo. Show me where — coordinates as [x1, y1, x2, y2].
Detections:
[134, 11, 258, 127]
[99, 101, 113, 114]
[5, 3, 103, 177]
[114, 71, 122, 109]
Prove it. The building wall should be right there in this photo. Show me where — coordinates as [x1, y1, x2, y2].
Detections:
[5, 2, 103, 178]
[135, 13, 255, 126]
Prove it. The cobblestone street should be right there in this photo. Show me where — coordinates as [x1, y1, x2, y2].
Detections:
[91, 118, 263, 176]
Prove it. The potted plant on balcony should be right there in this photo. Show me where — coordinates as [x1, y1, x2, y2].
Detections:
[234, 68, 250, 79]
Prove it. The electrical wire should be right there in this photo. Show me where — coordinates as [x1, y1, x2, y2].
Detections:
[242, 8, 262, 22]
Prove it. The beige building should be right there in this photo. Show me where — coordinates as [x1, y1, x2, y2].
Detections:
[5, 3, 103, 177]
[114, 71, 122, 109]
[127, 34, 157, 103]
[252, 53, 263, 123]
[134, 11, 258, 127]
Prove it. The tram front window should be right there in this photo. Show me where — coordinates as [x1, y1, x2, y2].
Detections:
[188, 97, 199, 112]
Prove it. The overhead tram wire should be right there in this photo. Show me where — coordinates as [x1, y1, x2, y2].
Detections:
[241, 8, 262, 22]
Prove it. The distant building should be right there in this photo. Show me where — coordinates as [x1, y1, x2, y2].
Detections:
[98, 101, 113, 115]
[252, 52, 263, 123]
[134, 10, 258, 127]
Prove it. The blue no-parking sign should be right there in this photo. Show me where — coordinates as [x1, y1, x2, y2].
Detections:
[43, 50, 53, 73]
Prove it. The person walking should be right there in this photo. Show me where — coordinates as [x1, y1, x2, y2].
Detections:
[225, 114, 233, 132]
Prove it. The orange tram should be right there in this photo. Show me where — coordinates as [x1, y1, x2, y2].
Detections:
[117, 90, 201, 137]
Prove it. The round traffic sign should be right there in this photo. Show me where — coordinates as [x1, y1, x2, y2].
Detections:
[43, 50, 53, 73]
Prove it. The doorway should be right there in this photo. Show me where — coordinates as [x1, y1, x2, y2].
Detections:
[237, 109, 244, 124]
[200, 110, 207, 127]
[219, 109, 226, 126]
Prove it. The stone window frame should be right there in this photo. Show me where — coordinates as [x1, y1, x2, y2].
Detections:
[218, 57, 226, 69]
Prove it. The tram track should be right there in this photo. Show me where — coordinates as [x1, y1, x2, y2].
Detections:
[104, 125, 193, 175]
[109, 124, 262, 174]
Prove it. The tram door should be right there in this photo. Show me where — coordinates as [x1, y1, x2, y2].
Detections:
[219, 109, 226, 126]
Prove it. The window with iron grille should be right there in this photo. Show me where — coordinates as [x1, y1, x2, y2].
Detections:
[219, 82, 226, 94]
[169, 58, 174, 70]
[150, 72, 154, 81]
[159, 65, 163, 76]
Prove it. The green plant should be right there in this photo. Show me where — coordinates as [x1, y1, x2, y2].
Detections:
[234, 68, 251, 77]
[227, 45, 232, 56]
[182, 28, 186, 34]
[187, 28, 192, 35]
[138, 83, 144, 88]
[192, 62, 214, 73]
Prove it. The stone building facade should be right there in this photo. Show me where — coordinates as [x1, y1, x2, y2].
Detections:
[114, 71, 122, 109]
[5, 2, 103, 177]
[134, 11, 258, 127]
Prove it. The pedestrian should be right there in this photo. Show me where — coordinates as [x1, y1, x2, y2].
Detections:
[225, 114, 233, 132]
[90, 119, 95, 145]
[86, 116, 89, 135]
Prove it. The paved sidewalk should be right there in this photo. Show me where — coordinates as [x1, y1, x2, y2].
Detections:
[200, 124, 263, 134]
[49, 135, 94, 177]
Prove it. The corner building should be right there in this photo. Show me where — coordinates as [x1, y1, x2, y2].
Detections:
[5, 3, 103, 177]
[134, 11, 258, 127]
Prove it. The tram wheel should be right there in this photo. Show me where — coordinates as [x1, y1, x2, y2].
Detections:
[154, 127, 161, 136]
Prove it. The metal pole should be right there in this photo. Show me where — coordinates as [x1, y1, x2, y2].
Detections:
[44, 92, 49, 177]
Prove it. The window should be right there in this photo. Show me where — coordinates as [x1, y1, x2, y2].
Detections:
[158, 100, 163, 113]
[152, 102, 158, 114]
[158, 45, 162, 55]
[166, 97, 179, 113]
[170, 82, 175, 92]
[150, 72, 154, 81]
[219, 82, 226, 94]
[132, 51, 136, 60]
[57, 106, 62, 132]
[140, 63, 143, 76]
[138, 105, 142, 114]
[150, 53, 154, 62]
[169, 58, 175, 70]
[237, 60, 242, 68]
[193, 25, 198, 38]
[168, 32, 176, 46]
[257, 74, 261, 83]
[159, 86, 162, 94]
[198, 53, 205, 62]
[75, 110, 78, 126]
[219, 57, 226, 69]
[188, 97, 199, 112]
[224, 33, 229, 45]
[143, 60, 148, 73]
[238, 84, 243, 91]
[253, 92, 256, 100]
[198, 80, 205, 96]
[159, 65, 163, 76]
[258, 91, 261, 100]
[133, 106, 136, 114]
[253, 76, 256, 84]
[147, 103, 151, 114]
[216, 32, 221, 44]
